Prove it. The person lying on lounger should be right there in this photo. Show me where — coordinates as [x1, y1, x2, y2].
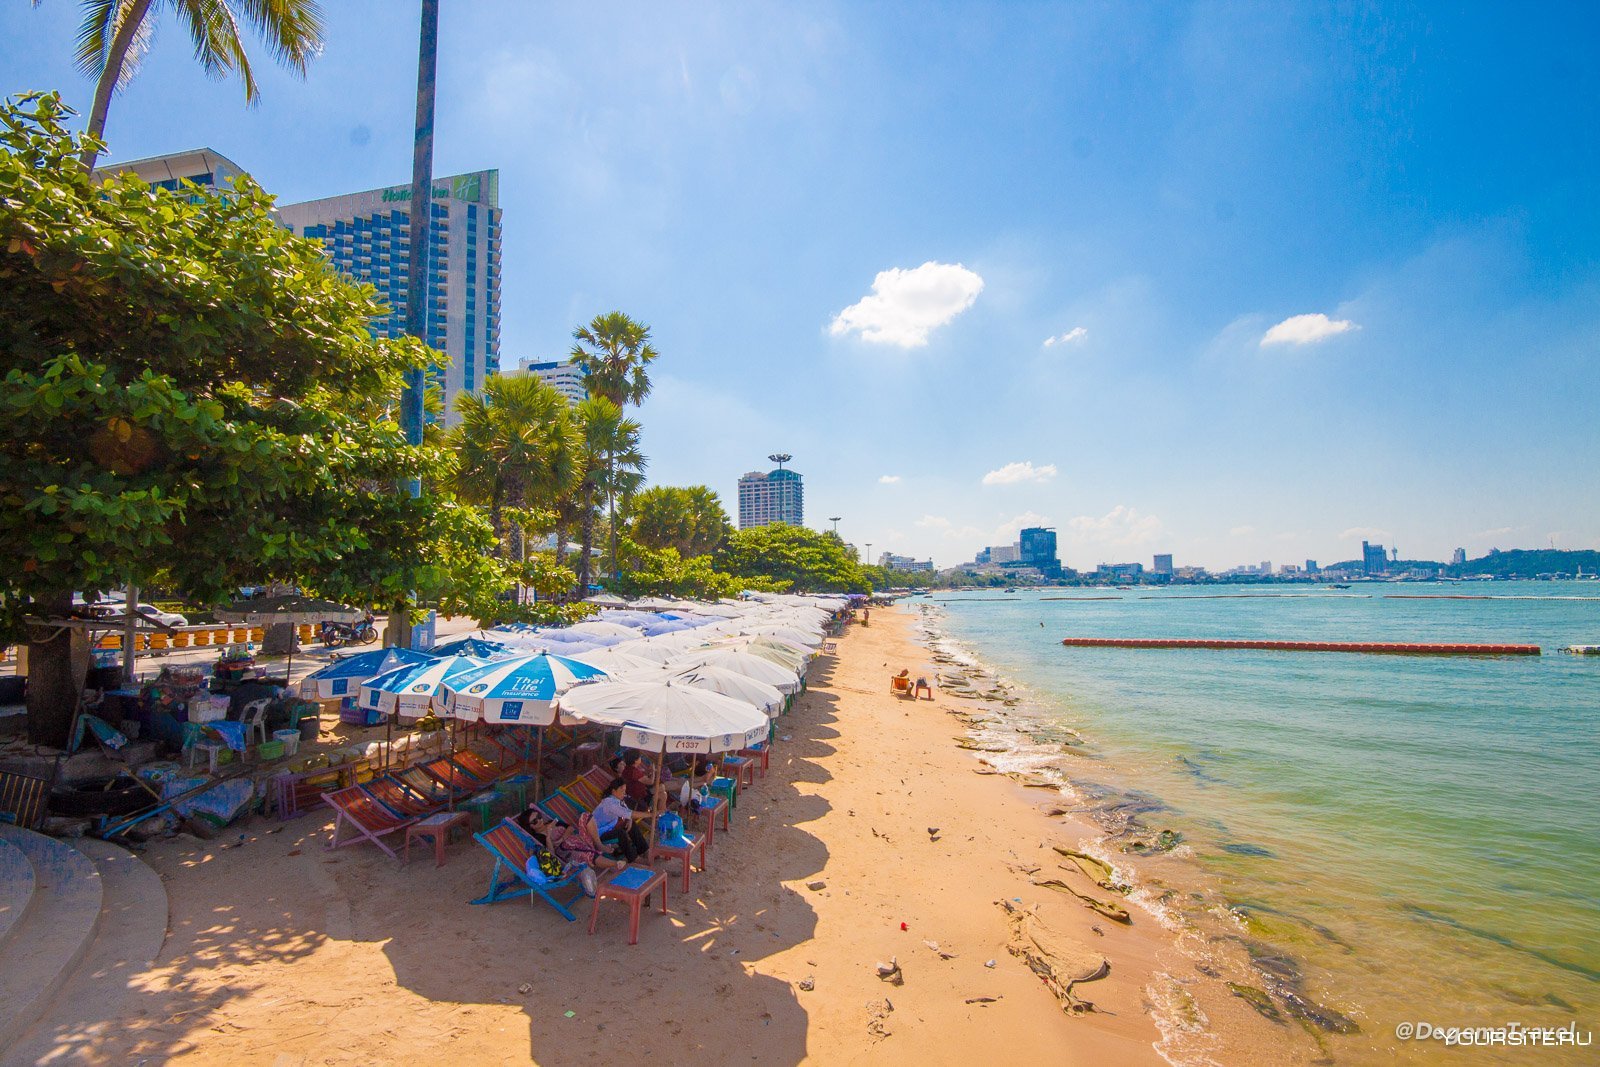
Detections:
[593, 778, 650, 863]
[517, 805, 625, 874]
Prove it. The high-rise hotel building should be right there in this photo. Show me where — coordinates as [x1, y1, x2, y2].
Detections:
[738, 457, 804, 529]
[97, 154, 503, 424]
[278, 170, 502, 425]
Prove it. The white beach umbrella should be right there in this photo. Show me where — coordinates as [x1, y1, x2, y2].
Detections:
[744, 625, 823, 648]
[670, 664, 785, 718]
[567, 647, 664, 676]
[666, 648, 801, 695]
[556, 680, 769, 754]
[726, 638, 809, 673]
[563, 620, 647, 640]
[583, 592, 628, 606]
[633, 596, 679, 612]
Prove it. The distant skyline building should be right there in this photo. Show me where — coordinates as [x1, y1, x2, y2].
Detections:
[1362, 540, 1388, 576]
[505, 359, 587, 404]
[279, 170, 502, 427]
[1452, 547, 1467, 566]
[1306, 559, 1319, 573]
[1019, 527, 1061, 578]
[988, 544, 1020, 564]
[1153, 553, 1174, 575]
[737, 454, 804, 529]
[880, 553, 934, 573]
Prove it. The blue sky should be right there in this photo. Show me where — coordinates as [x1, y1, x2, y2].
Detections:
[5, 2, 1597, 569]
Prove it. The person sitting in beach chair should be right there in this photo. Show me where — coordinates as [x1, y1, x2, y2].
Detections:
[890, 669, 914, 697]
[593, 778, 650, 863]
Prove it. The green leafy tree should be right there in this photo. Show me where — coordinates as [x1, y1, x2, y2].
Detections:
[624, 485, 731, 558]
[0, 94, 483, 743]
[58, 0, 325, 172]
[610, 536, 741, 601]
[570, 311, 657, 578]
[717, 525, 871, 594]
[569, 397, 644, 595]
[452, 374, 579, 558]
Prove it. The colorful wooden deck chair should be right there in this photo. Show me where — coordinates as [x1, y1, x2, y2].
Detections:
[364, 775, 440, 819]
[536, 788, 588, 828]
[469, 817, 588, 920]
[451, 749, 508, 783]
[396, 765, 457, 804]
[566, 765, 615, 809]
[322, 784, 417, 859]
[420, 756, 485, 796]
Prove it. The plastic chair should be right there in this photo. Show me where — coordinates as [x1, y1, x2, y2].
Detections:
[239, 697, 272, 748]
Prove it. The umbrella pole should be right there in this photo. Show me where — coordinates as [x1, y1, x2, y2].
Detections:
[534, 726, 544, 801]
[649, 737, 666, 847]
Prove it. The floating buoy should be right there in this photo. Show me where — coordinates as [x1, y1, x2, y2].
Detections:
[1059, 637, 1540, 656]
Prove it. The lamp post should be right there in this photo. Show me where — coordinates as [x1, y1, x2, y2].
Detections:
[865, 543, 873, 569]
[829, 516, 841, 535]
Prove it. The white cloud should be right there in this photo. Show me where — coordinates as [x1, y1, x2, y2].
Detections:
[982, 461, 1058, 486]
[915, 515, 951, 529]
[878, 474, 901, 484]
[1043, 326, 1088, 347]
[829, 261, 984, 347]
[1261, 313, 1359, 346]
[1067, 505, 1164, 547]
[1339, 526, 1392, 541]
[1475, 526, 1519, 539]
[1229, 525, 1257, 537]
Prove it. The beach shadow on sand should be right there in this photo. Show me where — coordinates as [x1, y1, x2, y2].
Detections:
[24, 665, 847, 1065]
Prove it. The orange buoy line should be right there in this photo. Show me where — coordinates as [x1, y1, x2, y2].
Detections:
[1059, 637, 1541, 656]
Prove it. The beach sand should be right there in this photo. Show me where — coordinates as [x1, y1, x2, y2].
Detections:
[24, 606, 1295, 1065]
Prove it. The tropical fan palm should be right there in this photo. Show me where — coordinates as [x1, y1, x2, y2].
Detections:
[63, 0, 325, 170]
[453, 375, 580, 558]
[569, 311, 657, 408]
[569, 396, 644, 595]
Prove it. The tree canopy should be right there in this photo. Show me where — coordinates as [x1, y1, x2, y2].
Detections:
[624, 485, 731, 558]
[717, 524, 870, 594]
[0, 93, 501, 736]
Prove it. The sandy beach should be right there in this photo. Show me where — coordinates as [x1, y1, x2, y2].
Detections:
[13, 606, 1296, 1065]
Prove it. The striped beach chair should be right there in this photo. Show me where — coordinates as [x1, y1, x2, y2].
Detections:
[469, 818, 588, 920]
[322, 784, 416, 859]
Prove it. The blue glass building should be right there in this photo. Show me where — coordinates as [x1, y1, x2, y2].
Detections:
[278, 171, 502, 424]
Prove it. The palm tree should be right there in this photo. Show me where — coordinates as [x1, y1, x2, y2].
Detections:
[568, 397, 644, 597]
[453, 375, 578, 558]
[65, 0, 325, 172]
[570, 311, 657, 577]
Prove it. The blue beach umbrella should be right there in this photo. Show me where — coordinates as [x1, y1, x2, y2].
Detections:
[426, 636, 514, 659]
[301, 647, 434, 699]
[441, 653, 611, 725]
[357, 654, 493, 719]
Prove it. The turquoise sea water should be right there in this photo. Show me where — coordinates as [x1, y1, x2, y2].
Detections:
[923, 581, 1599, 1062]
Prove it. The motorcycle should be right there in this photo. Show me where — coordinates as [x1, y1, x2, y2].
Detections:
[320, 613, 378, 648]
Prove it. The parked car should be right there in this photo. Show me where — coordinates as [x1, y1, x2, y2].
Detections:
[136, 604, 188, 627]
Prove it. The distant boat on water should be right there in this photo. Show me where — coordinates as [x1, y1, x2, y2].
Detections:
[1328, 583, 1352, 589]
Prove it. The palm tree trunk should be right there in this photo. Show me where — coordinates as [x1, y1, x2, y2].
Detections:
[79, 0, 156, 172]
[400, 0, 439, 477]
[576, 487, 596, 596]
